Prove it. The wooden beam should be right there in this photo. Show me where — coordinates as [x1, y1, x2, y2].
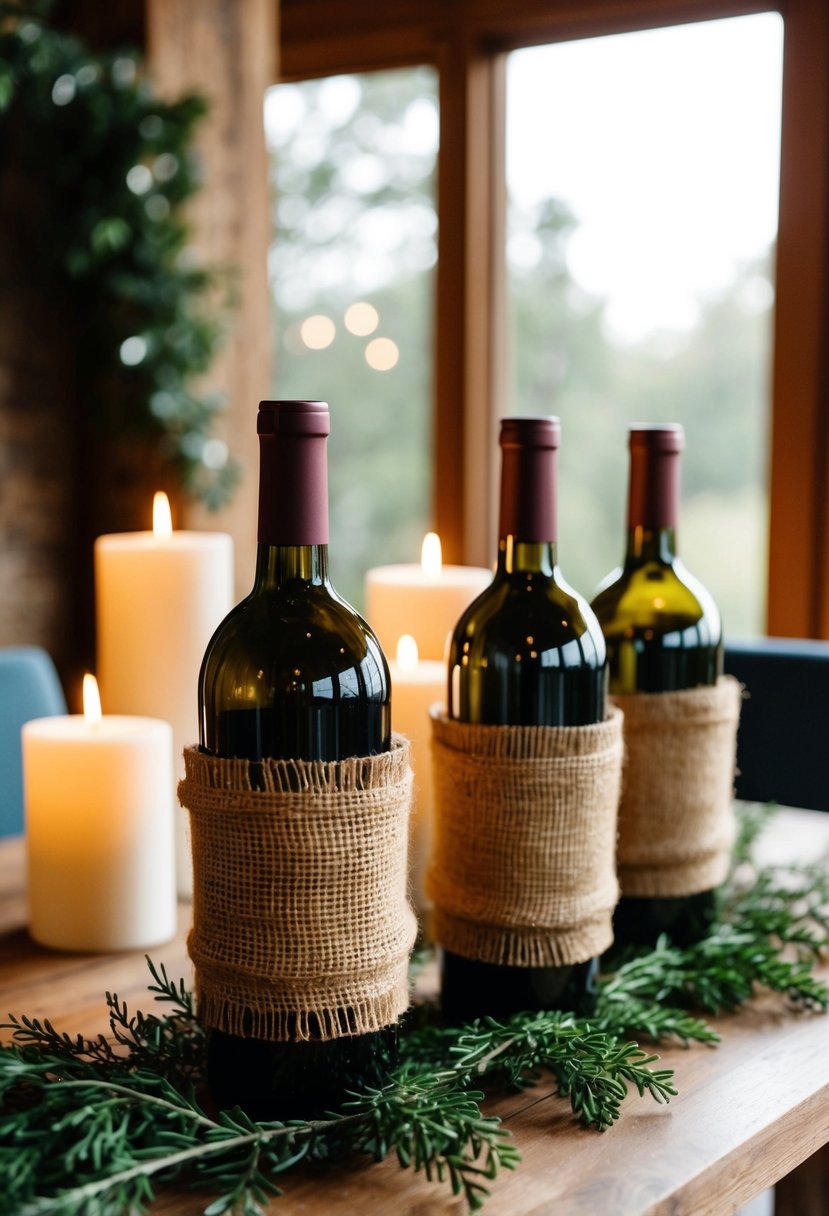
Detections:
[454, 0, 773, 50]
[145, 0, 277, 597]
[279, 0, 445, 80]
[279, 0, 775, 79]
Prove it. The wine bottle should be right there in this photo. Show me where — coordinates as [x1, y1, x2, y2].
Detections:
[442, 416, 607, 1021]
[198, 399, 394, 1121]
[591, 423, 722, 950]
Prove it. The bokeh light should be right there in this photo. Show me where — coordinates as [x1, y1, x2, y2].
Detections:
[344, 302, 379, 336]
[300, 314, 336, 349]
[365, 337, 399, 370]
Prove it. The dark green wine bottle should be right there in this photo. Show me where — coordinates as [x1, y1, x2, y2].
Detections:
[591, 424, 722, 950]
[442, 416, 607, 1022]
[198, 400, 394, 1121]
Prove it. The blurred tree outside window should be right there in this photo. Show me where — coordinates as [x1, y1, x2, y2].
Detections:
[506, 13, 783, 638]
[265, 68, 439, 609]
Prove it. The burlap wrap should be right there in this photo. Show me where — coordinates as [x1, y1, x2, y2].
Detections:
[612, 676, 742, 898]
[426, 708, 624, 968]
[178, 736, 417, 1042]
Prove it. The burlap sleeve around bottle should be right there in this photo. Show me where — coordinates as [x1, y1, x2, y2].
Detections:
[426, 708, 624, 968]
[611, 675, 742, 898]
[178, 735, 417, 1042]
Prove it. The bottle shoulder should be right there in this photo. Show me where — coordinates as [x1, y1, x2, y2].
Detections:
[450, 570, 606, 668]
[201, 583, 389, 695]
[591, 557, 722, 642]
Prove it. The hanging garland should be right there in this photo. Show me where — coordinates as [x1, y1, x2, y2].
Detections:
[1, 805, 827, 1214]
[0, 2, 237, 507]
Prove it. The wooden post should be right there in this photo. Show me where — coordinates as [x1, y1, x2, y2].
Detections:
[767, 0, 829, 638]
[145, 0, 277, 595]
[435, 31, 506, 567]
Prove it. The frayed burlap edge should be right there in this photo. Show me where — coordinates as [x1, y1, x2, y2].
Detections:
[426, 708, 624, 968]
[193, 967, 409, 1043]
[612, 676, 742, 898]
[179, 735, 417, 1042]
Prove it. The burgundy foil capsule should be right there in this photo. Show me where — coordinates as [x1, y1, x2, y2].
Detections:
[627, 423, 684, 532]
[257, 401, 331, 546]
[498, 416, 561, 544]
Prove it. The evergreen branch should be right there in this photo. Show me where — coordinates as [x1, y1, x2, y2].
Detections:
[594, 971, 720, 1046]
[0, 955, 205, 1090]
[342, 1072, 521, 1212]
[595, 917, 828, 1039]
[401, 1011, 676, 1132]
[0, 1053, 333, 1215]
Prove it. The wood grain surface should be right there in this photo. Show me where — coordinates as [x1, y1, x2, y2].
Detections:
[2, 809, 828, 1215]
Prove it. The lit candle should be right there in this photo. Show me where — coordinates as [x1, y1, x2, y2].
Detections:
[23, 675, 176, 952]
[365, 533, 491, 662]
[388, 634, 445, 920]
[94, 493, 233, 898]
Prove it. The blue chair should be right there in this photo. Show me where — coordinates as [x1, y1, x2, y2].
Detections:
[0, 647, 67, 837]
[723, 637, 829, 812]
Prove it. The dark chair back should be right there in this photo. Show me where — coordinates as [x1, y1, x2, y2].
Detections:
[724, 638, 829, 812]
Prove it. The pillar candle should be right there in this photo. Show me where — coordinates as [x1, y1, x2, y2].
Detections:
[365, 534, 491, 662]
[23, 677, 176, 952]
[389, 635, 445, 922]
[94, 493, 233, 897]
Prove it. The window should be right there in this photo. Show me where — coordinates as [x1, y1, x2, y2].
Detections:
[279, 0, 829, 638]
[265, 67, 438, 607]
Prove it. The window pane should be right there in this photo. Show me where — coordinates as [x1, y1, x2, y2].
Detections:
[506, 14, 783, 637]
[265, 68, 438, 608]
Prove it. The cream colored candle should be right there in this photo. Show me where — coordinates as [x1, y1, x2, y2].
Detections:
[389, 634, 445, 921]
[23, 675, 176, 952]
[365, 533, 491, 663]
[95, 493, 233, 897]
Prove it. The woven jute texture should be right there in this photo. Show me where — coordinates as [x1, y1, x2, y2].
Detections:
[178, 736, 417, 1042]
[426, 708, 624, 968]
[612, 676, 742, 898]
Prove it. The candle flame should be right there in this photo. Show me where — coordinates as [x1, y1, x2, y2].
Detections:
[153, 491, 173, 538]
[396, 634, 420, 673]
[83, 674, 103, 727]
[421, 531, 442, 578]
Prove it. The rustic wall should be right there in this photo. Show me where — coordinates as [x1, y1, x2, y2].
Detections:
[0, 159, 186, 704]
[0, 163, 80, 695]
[147, 0, 277, 597]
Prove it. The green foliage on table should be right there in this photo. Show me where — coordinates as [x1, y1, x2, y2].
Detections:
[2, 807, 827, 1215]
[0, 2, 236, 507]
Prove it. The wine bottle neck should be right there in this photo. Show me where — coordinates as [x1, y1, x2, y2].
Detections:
[624, 526, 678, 564]
[626, 434, 681, 558]
[496, 538, 558, 576]
[253, 543, 330, 589]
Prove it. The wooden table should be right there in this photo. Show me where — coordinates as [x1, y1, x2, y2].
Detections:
[3, 809, 829, 1216]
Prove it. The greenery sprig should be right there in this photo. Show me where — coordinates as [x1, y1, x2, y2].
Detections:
[0, 2, 236, 506]
[401, 1013, 676, 1131]
[2, 807, 827, 1215]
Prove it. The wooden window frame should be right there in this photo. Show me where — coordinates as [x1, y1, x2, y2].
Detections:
[279, 0, 829, 638]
